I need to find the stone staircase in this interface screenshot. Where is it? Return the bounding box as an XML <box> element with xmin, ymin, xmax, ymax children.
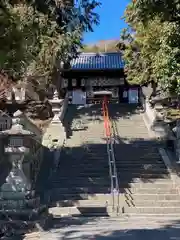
<box><xmin>23</xmin><ymin>103</ymin><xmax>180</xmax><ymax>239</ymax></box>
<box><xmin>48</xmin><ymin>104</ymin><xmax>115</xmax><ymax>217</ymax></box>
<box><xmin>109</xmin><ymin>104</ymin><xmax>180</xmax><ymax>216</ymax></box>
<box><xmin>47</xmin><ymin>104</ymin><xmax>180</xmax><ymax>218</ymax></box>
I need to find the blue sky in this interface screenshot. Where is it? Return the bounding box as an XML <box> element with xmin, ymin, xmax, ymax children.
<box><xmin>83</xmin><ymin>0</ymin><xmax>130</xmax><ymax>44</ymax></box>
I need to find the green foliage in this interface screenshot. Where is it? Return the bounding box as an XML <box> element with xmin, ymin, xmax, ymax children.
<box><xmin>121</xmin><ymin>0</ymin><xmax>180</xmax><ymax>95</ymax></box>
<box><xmin>0</xmin><ymin>0</ymin><xmax>101</xmax><ymax>82</ymax></box>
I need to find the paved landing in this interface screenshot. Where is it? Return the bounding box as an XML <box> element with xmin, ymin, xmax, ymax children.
<box><xmin>25</xmin><ymin>216</ymin><xmax>180</xmax><ymax>239</ymax></box>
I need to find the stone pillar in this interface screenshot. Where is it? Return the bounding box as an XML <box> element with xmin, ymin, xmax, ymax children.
<box><xmin>0</xmin><ymin>112</ymin><xmax>34</xmax><ymax>201</ymax></box>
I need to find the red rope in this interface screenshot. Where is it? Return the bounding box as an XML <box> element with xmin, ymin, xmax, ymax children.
<box><xmin>102</xmin><ymin>97</ymin><xmax>111</xmax><ymax>137</ymax></box>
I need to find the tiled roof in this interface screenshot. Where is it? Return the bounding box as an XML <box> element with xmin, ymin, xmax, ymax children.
<box><xmin>70</xmin><ymin>52</ymin><xmax>124</xmax><ymax>70</ymax></box>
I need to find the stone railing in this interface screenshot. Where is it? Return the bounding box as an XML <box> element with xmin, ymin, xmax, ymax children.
<box><xmin>142</xmin><ymin>97</ymin><xmax>169</xmax><ymax>140</ymax></box>
<box><xmin>142</xmin><ymin>96</ymin><xmax>180</xmax><ymax>163</ymax></box>
<box><xmin>0</xmin><ymin>110</ymin><xmax>50</xmax><ymax>233</ymax></box>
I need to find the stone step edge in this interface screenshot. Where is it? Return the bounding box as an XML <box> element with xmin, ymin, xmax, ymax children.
<box><xmin>125</xmin><ymin>200</ymin><xmax>180</xmax><ymax>203</ymax></box>
<box><xmin>49</xmin><ymin>206</ymin><xmax>180</xmax><ymax>212</ymax></box>
<box><xmin>49</xmin><ymin>192</ymin><xmax>179</xmax><ymax>196</ymax></box>
<box><xmin>124</xmin><ymin>206</ymin><xmax>180</xmax><ymax>209</ymax></box>
<box><xmin>124</xmin><ymin>187</ymin><xmax>177</xmax><ymax>190</ymax></box>
<box><xmin>123</xmin><ymin>213</ymin><xmax>180</xmax><ymax>217</ymax></box>
<box><xmin>124</xmin><ymin>193</ymin><xmax>180</xmax><ymax>195</ymax></box>
<box><xmin>48</xmin><ymin>188</ymin><xmax>178</xmax><ymax>193</ymax></box>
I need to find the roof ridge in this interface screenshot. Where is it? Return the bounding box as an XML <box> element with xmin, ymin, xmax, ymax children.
<box><xmin>69</xmin><ymin>52</ymin><xmax>124</xmax><ymax>70</ymax></box>
<box><xmin>80</xmin><ymin>52</ymin><xmax>121</xmax><ymax>55</ymax></box>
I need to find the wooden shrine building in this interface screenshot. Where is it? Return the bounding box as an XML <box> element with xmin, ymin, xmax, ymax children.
<box><xmin>60</xmin><ymin>52</ymin><xmax>140</xmax><ymax>104</ymax></box>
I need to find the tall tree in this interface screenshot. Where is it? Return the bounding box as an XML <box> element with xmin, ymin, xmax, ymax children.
<box><xmin>0</xmin><ymin>0</ymin><xmax>101</xmax><ymax>83</ymax></box>
<box><xmin>121</xmin><ymin>0</ymin><xmax>180</xmax><ymax>96</ymax></box>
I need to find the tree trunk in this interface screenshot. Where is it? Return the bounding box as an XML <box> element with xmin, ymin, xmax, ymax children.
<box><xmin>149</xmin><ymin>81</ymin><xmax>157</xmax><ymax>99</ymax></box>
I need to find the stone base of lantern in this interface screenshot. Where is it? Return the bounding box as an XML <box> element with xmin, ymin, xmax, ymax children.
<box><xmin>0</xmin><ymin>193</ymin><xmax>52</xmax><ymax>238</ymax></box>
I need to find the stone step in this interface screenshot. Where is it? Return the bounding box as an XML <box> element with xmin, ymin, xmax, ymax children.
<box><xmin>115</xmin><ymin>159</ymin><xmax>165</xmax><ymax>163</ymax></box>
<box><xmin>57</xmin><ymin>172</ymin><xmax>170</xmax><ymax>178</ymax></box>
<box><xmin>124</xmin><ymin>206</ymin><xmax>180</xmax><ymax>214</ymax></box>
<box><xmin>59</xmin><ymin>160</ymin><xmax>108</xmax><ymax>165</ymax></box>
<box><xmin>52</xmin><ymin>177</ymin><xmax>172</xmax><ymax>184</ymax></box>
<box><xmin>51</xmin><ymin>215</ymin><xmax>180</xmax><ymax>224</ymax></box>
<box><xmin>129</xmin><ymin>178</ymin><xmax>172</xmax><ymax>183</ymax></box>
<box><xmin>65</xmin><ymin>164</ymin><xmax>166</xmax><ymax>170</ymax></box>
<box><xmin>48</xmin><ymin>193</ymin><xmax>112</xmax><ymax>201</ymax></box>
<box><xmin>117</xmin><ymin>158</ymin><xmax>163</xmax><ymax>163</ymax></box>
<box><xmin>120</xmin><ymin>182</ymin><xmax>175</xmax><ymax>188</ymax></box>
<box><xmin>115</xmin><ymin>157</ymin><xmax>163</xmax><ymax>161</ymax></box>
<box><xmin>85</xmin><ymin>169</ymin><xmax>168</xmax><ymax>174</ymax></box>
<box><xmin>50</xmin><ymin>182</ymin><xmax>176</xmax><ymax>191</ymax></box>
<box><xmin>118</xmin><ymin>173</ymin><xmax>170</xmax><ymax>178</ymax></box>
<box><xmin>49</xmin><ymin>206</ymin><xmax>111</xmax><ymax>217</ymax></box>
<box><xmin>124</xmin><ymin>188</ymin><xmax>178</xmax><ymax>194</ymax></box>
<box><xmin>114</xmin><ymin>150</ymin><xmax>160</xmax><ymax>154</ymax></box>
<box><xmin>117</xmin><ymin>166</ymin><xmax>166</xmax><ymax>170</ymax></box>
<box><xmin>49</xmin><ymin>198</ymin><xmax>114</xmax><ymax>207</ymax></box>
<box><xmin>130</xmin><ymin>200</ymin><xmax>180</xmax><ymax>207</ymax></box>
<box><xmin>56</xmin><ymin>170</ymin><xmax>110</xmax><ymax>175</ymax></box>
<box><xmin>125</xmin><ymin>193</ymin><xmax>180</xmax><ymax>201</ymax></box>
<box><xmin>123</xmin><ymin>213</ymin><xmax>180</xmax><ymax>219</ymax></box>
<box><xmin>50</xmin><ymin>181</ymin><xmax>110</xmax><ymax>188</ymax></box>
<box><xmin>77</xmin><ymin>160</ymin><xmax>165</xmax><ymax>165</ymax></box>
<box><xmin>51</xmin><ymin>178</ymin><xmax>110</xmax><ymax>183</ymax></box>
<box><xmin>84</xmin><ymin>156</ymin><xmax>162</xmax><ymax>160</ymax></box>
<box><xmin>49</xmin><ymin>187</ymin><xmax>111</xmax><ymax>194</ymax></box>
<box><xmin>85</xmin><ymin>155</ymin><xmax>108</xmax><ymax>158</ymax></box>
<box><xmin>55</xmin><ymin>173</ymin><xmax>110</xmax><ymax>178</ymax></box>
<box><xmin>86</xmin><ymin>152</ymin><xmax>107</xmax><ymax>155</ymax></box>
<box><xmin>57</xmin><ymin>167</ymin><xmax>168</xmax><ymax>174</ymax></box>
<box><xmin>116</xmin><ymin>155</ymin><xmax>162</xmax><ymax>159</ymax></box>
<box><xmin>53</xmin><ymin>177</ymin><xmax>111</xmax><ymax>182</ymax></box>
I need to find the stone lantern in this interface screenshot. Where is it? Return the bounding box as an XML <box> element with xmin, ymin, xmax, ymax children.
<box><xmin>0</xmin><ymin>111</ymin><xmax>35</xmax><ymax>202</ymax></box>
<box><xmin>50</xmin><ymin>89</ymin><xmax>63</xmax><ymax>123</ymax></box>
<box><xmin>0</xmin><ymin>111</ymin><xmax>51</xmax><ymax>234</ymax></box>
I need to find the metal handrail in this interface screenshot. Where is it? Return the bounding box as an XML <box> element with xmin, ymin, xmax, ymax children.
<box><xmin>102</xmin><ymin>98</ymin><xmax>120</xmax><ymax>214</ymax></box>
<box><xmin>110</xmin><ymin>117</ymin><xmax>121</xmax><ymax>214</ymax></box>
<box><xmin>110</xmin><ymin>135</ymin><xmax>120</xmax><ymax>214</ymax></box>
<box><xmin>106</xmin><ymin>138</ymin><xmax>115</xmax><ymax>210</ymax></box>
